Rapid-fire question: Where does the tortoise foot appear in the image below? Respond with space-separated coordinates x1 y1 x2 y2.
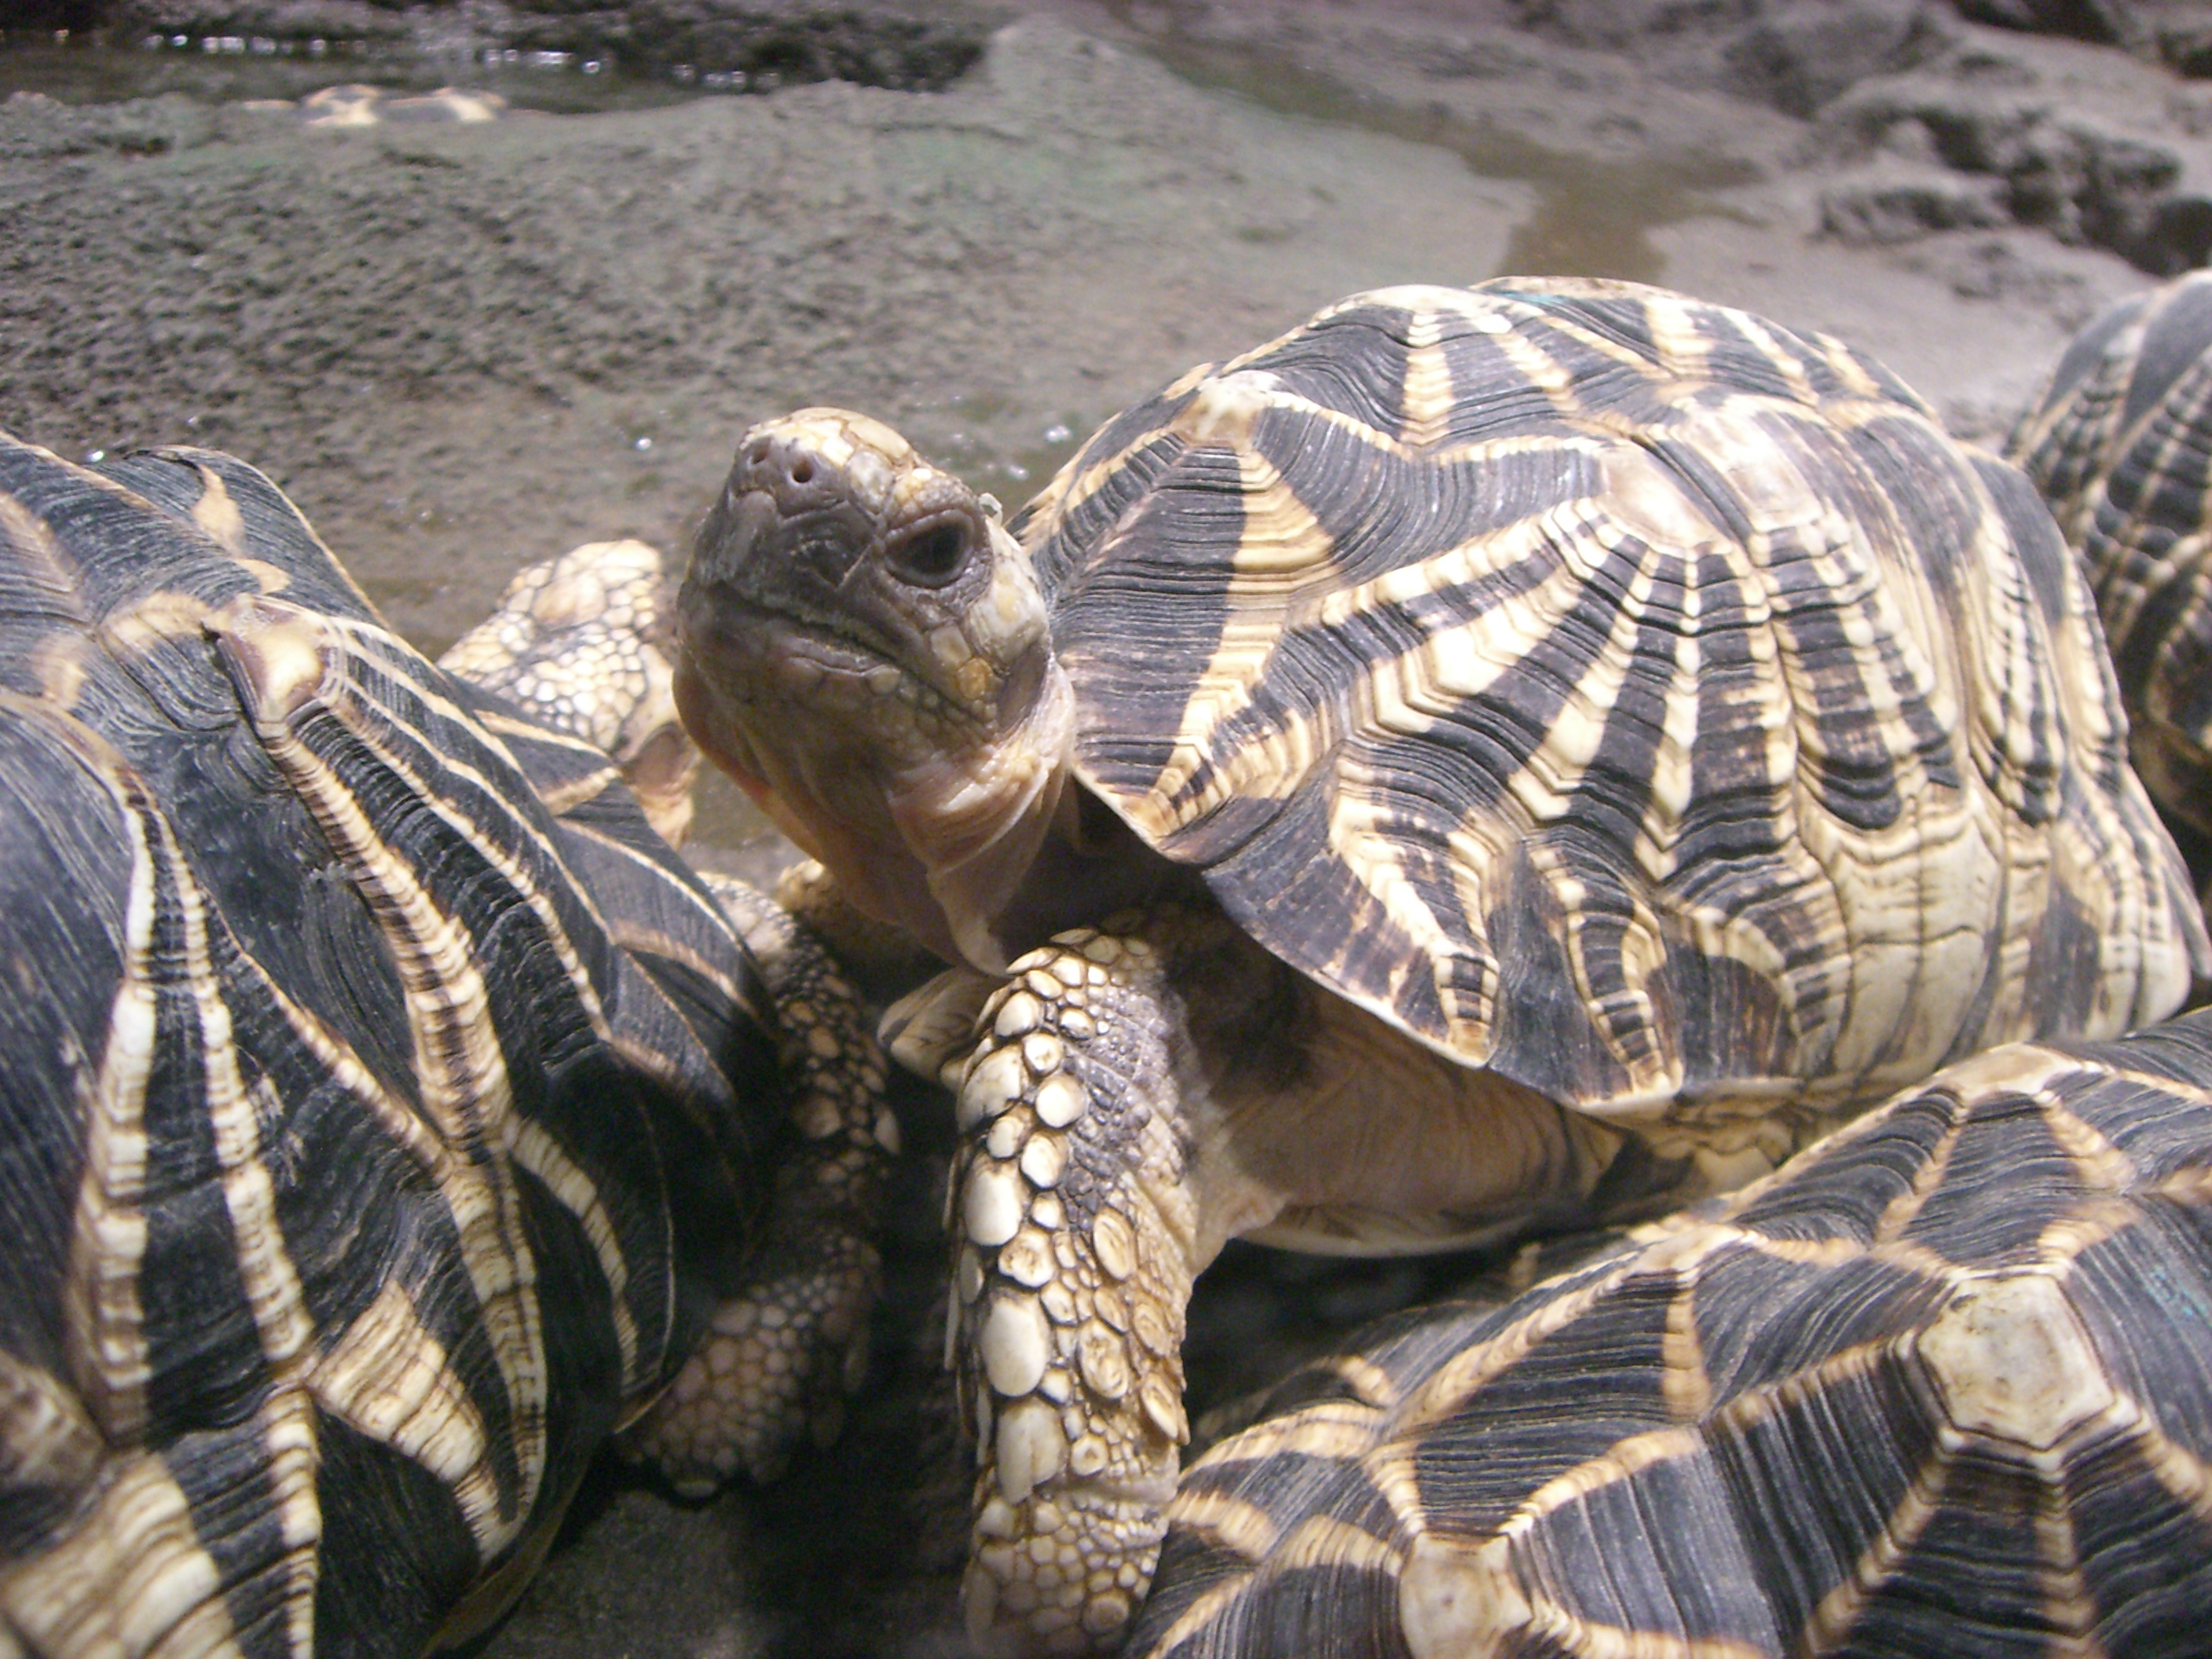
628 1228 880 1489
950 930 1197 1655
631 872 896 1489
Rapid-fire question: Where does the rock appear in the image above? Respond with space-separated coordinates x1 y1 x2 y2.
1511 0 1951 112
93 0 997 93
1820 157 2013 238
1818 63 2209 269
1949 0 2137 45
2146 2 2212 74
106 0 415 41
494 0 993 89
1725 0 1957 114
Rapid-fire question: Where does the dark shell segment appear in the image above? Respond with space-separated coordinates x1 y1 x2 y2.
1129 1008 2212 1659
1016 279 2205 1123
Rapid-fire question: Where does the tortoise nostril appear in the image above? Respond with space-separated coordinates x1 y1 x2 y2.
747 439 771 466
790 457 815 485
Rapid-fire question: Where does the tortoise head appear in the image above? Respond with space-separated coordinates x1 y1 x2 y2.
675 408 1075 969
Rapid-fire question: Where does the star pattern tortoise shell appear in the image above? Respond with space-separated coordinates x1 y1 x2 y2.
1009 279 2199 1108
2009 269 2212 925
0 435 892 1657
672 276 2210 1655
1129 1003 2212 1659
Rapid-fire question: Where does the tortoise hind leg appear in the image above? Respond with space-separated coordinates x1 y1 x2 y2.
949 927 1208 1657
626 874 898 1487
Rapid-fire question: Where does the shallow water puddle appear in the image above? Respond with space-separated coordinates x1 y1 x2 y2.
1110 16 1756 284
0 30 703 113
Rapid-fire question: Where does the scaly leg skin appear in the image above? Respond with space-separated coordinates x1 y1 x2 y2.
950 928 1199 1657
776 855 946 998
628 873 899 1488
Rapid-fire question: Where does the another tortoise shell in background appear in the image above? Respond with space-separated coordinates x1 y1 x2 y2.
2010 270 2212 920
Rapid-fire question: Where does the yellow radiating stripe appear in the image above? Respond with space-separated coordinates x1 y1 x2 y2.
1730 313 1821 409
1817 333 1892 405
601 915 751 1009
225 654 550 1552
1390 1253 1650 1441
230 917 584 1551
184 454 383 617
1163 1488 1279 1558
36 704 163 1445
337 733 724 1097
1399 306 1458 452
1133 442 1342 830
1188 1401 1388 1473
1800 1438 1948 1651
2038 1091 2141 1194
313 615 635 1039
1513 540 1676 1095
1491 325 1586 419
1861 1076 1972 1244
472 707 615 764
159 806 323 1655
0 1449 248 1659
0 487 91 623
307 1276 507 1549
1536 1614 1771 1659
1660 1265 1711 1423
2030 1468 2111 1658
188 465 246 555
100 591 223 663
1265 1514 1401 1576
511 1119 639 1391
551 815 758 1005
2127 1393 2212 1522
1122 1576 1251 1659
1639 290 1719 390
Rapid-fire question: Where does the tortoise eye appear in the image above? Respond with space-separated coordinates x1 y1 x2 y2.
888 522 970 588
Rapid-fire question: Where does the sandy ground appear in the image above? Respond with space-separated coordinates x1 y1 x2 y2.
1 2 2200 1651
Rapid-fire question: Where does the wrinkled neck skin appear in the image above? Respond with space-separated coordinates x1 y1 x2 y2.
674 411 1086 972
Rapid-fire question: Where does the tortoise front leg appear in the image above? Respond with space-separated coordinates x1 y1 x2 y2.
628 873 897 1486
950 928 1202 1656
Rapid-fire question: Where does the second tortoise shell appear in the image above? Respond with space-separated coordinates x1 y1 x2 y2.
1009 277 2208 1129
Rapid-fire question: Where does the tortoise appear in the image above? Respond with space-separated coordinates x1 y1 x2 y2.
436 536 704 848
2009 269 2212 922
0 434 893 1656
1125 1002 2212 1658
669 276 2210 1654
